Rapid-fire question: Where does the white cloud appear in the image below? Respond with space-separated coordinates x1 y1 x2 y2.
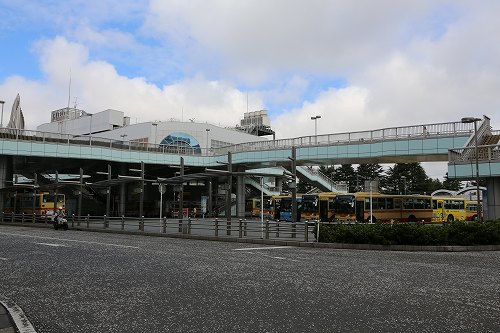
2 0 500 182
0 37 262 129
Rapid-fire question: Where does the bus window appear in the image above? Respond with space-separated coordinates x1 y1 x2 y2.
386 198 393 210
394 198 401 209
403 198 413 209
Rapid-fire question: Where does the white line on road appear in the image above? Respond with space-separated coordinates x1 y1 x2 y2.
35 243 68 247
240 251 300 262
0 232 140 249
0 257 8 261
234 246 292 251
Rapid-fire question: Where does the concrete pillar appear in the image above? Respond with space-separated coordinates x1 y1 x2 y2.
236 174 245 218
486 177 500 221
119 164 127 216
0 156 13 212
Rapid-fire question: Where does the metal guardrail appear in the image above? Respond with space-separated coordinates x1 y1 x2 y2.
215 121 475 155
0 212 316 242
297 167 347 193
449 144 500 164
0 120 475 157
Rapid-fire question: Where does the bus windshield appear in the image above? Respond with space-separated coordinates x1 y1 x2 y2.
301 196 318 213
333 195 355 214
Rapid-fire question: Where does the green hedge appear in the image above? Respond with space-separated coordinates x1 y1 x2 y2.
317 221 500 246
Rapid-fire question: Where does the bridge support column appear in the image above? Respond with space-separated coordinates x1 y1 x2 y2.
0 156 12 213
236 174 245 218
119 164 126 216
486 178 500 221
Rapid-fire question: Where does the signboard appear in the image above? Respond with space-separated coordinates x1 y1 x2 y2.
201 196 207 214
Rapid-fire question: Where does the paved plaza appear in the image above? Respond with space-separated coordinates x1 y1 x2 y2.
0 225 499 332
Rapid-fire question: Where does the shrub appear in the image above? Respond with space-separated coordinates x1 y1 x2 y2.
317 221 500 246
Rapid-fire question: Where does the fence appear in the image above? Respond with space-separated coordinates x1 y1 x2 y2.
0 212 316 242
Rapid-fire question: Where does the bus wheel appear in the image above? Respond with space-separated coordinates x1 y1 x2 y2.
472 215 478 221
408 215 416 223
447 214 454 223
367 216 376 223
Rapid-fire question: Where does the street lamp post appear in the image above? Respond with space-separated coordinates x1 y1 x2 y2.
0 100 5 128
461 117 482 222
401 176 407 195
206 128 210 155
311 115 321 143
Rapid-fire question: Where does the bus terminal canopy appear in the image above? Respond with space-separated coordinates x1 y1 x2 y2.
156 168 282 185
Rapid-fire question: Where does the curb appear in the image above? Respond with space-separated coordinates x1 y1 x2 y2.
0 299 37 333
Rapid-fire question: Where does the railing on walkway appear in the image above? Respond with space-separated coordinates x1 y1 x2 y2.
0 212 317 242
216 120 475 155
0 119 475 158
297 166 347 193
449 144 500 164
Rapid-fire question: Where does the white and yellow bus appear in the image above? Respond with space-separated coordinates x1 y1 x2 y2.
432 197 466 222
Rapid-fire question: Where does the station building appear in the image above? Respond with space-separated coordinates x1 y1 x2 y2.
36 108 274 153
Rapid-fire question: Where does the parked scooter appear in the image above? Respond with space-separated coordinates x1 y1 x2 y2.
52 211 68 230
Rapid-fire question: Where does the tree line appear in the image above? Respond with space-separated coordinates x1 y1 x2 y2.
297 162 464 195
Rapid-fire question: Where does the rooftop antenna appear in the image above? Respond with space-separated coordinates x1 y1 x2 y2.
67 68 72 110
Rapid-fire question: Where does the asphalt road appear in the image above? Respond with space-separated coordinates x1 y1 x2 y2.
0 225 499 333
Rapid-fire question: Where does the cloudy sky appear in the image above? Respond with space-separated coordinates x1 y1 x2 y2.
1 0 499 178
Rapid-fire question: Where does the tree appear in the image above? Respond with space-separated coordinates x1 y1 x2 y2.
443 173 462 191
383 163 430 194
333 164 356 193
355 164 384 192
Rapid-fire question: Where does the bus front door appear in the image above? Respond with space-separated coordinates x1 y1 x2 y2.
319 200 328 222
356 200 364 222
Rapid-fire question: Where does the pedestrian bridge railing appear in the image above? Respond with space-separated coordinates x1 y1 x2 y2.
217 120 475 154
449 143 500 164
1 119 475 157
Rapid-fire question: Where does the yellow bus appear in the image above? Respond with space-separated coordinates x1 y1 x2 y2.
300 192 338 222
332 192 433 223
270 194 290 220
432 197 466 222
245 196 273 218
4 192 66 216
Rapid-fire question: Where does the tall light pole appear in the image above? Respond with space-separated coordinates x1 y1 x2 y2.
401 176 407 195
89 114 93 145
206 128 210 155
311 115 321 144
0 100 4 128
461 117 482 222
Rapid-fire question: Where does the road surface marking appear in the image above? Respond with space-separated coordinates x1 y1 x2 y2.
238 250 300 262
0 232 140 249
35 242 68 247
234 246 291 251
0 257 8 261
